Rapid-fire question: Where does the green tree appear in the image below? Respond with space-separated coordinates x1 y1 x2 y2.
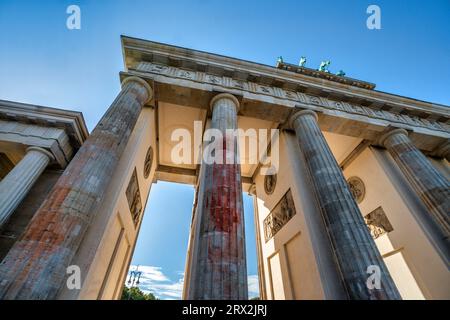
121 286 157 300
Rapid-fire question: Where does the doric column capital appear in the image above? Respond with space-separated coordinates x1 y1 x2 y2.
26 146 55 162
210 93 240 113
434 140 450 161
288 109 318 128
378 128 409 147
121 76 153 104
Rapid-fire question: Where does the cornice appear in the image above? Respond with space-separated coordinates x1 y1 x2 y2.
0 99 89 149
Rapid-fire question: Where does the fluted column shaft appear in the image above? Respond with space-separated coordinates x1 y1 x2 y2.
0 76 152 299
381 129 450 253
188 93 248 300
290 110 401 300
0 147 54 228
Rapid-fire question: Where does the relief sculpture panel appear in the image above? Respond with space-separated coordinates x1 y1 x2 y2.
264 189 296 242
125 168 143 226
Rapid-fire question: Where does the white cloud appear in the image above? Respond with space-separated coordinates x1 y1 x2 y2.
247 274 260 299
126 265 260 300
132 265 169 282
149 277 185 299
127 264 183 300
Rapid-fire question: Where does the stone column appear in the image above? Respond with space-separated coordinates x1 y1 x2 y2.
249 184 267 300
380 129 450 253
290 110 401 300
0 76 152 299
187 93 248 300
0 147 54 228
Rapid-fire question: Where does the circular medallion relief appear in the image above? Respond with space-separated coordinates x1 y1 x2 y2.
264 174 277 195
143 146 153 179
347 176 365 203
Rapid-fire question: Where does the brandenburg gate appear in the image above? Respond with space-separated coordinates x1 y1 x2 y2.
0 36 448 300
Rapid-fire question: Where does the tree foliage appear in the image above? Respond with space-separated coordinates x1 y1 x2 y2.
121 286 157 300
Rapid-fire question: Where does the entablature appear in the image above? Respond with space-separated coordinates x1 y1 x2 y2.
121 35 450 124
120 61 449 157
0 100 89 168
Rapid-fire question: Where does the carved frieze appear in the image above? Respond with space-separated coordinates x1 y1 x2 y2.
126 168 143 226
134 61 449 134
364 206 394 240
263 189 296 242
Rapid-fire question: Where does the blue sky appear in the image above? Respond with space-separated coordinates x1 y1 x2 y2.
0 0 448 299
